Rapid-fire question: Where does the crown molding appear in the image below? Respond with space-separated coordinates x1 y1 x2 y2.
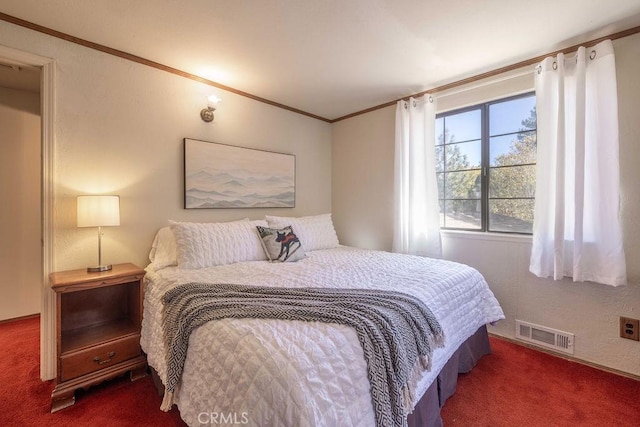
0 12 332 123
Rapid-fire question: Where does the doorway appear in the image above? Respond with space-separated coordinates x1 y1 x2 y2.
0 44 55 381
0 61 41 321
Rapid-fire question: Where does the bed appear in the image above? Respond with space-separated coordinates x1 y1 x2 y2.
140 214 504 427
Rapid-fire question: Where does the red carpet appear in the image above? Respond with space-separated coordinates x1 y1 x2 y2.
441 336 640 426
0 316 638 426
0 316 185 426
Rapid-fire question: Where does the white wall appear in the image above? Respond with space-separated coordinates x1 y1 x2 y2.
332 105 396 251
0 21 333 273
333 33 640 376
0 85 41 320
1 16 637 378
0 20 332 379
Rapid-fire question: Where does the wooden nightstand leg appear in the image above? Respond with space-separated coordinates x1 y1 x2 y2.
51 386 76 413
130 363 148 381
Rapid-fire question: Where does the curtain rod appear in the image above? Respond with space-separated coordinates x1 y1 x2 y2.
433 68 534 101
331 25 640 123
408 67 534 107
0 12 638 124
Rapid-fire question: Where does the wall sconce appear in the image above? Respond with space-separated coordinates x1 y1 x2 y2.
200 95 221 122
77 195 120 272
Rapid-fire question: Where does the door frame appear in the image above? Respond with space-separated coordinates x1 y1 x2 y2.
0 44 56 380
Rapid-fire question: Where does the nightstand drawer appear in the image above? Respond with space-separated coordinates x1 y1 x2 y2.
60 334 141 382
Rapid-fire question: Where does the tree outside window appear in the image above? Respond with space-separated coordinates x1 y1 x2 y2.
436 93 536 234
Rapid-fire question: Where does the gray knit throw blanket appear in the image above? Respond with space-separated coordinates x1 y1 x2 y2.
160 283 445 427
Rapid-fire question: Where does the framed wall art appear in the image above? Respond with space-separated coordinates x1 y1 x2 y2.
184 138 296 209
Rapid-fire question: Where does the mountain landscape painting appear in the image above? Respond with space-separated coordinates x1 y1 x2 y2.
184 139 295 209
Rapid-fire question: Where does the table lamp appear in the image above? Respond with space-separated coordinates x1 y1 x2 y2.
77 195 120 272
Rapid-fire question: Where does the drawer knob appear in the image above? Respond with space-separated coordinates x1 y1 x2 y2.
93 351 115 365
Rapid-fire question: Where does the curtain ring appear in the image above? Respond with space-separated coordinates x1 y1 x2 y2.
590 50 597 60
536 65 542 75
428 95 433 103
412 100 416 107
552 61 558 70
403 101 408 110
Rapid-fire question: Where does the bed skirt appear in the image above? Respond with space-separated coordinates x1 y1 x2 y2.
149 325 491 426
407 325 491 427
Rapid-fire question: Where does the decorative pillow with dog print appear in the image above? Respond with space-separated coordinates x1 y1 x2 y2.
265 213 339 251
256 225 306 262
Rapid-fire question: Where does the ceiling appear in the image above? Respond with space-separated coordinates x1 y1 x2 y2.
1 0 640 120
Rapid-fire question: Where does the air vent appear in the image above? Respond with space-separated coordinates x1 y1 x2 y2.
515 320 574 354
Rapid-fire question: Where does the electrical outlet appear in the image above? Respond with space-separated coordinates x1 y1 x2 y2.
620 317 640 341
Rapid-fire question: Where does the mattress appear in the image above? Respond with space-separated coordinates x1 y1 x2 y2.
141 246 505 426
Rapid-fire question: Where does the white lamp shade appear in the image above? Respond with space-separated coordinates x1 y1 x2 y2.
77 195 120 227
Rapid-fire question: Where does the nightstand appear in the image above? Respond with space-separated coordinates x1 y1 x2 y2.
50 263 148 412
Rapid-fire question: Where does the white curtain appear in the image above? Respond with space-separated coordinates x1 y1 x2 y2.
530 40 626 287
393 94 442 258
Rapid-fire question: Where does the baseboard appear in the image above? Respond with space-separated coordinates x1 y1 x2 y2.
489 332 640 382
0 313 40 325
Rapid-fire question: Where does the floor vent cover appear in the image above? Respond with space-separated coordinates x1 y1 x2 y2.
515 320 574 354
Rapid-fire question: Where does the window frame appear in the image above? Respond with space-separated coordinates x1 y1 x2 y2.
436 91 536 235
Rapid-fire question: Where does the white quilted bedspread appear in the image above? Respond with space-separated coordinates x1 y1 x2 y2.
141 247 504 427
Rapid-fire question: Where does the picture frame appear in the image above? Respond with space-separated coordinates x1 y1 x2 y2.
184 138 296 209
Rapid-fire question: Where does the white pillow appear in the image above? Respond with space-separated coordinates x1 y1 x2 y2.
148 227 178 270
148 218 250 270
265 213 339 251
170 219 268 269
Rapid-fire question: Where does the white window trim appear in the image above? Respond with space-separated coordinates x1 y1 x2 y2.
441 229 532 244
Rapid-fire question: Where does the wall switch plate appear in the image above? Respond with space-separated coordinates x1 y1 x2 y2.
620 317 640 341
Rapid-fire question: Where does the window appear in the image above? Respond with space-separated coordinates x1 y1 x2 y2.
436 93 536 234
